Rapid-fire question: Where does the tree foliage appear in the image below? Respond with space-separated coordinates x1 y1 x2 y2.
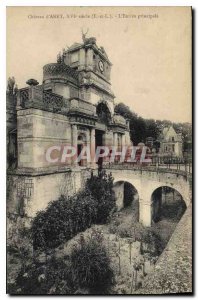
70 230 114 294
31 170 116 250
31 189 97 250
140 228 165 257
15 257 77 295
86 170 116 224
115 102 192 147
13 230 114 295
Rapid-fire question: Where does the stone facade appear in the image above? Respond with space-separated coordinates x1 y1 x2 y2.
7 35 131 217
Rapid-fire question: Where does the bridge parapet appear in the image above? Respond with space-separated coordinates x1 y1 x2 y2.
104 163 192 179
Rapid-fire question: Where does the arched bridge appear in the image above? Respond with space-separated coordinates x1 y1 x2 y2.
103 164 192 226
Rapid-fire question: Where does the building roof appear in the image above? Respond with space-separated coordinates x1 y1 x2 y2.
67 42 82 51
160 125 182 142
64 37 111 64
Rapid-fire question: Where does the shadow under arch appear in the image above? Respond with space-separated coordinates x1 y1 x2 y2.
113 180 139 221
96 100 112 125
151 186 186 224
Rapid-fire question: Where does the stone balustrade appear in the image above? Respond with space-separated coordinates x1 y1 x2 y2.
19 86 64 112
19 87 30 107
18 87 96 117
43 90 64 112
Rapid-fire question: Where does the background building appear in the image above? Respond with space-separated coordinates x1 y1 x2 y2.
159 125 183 158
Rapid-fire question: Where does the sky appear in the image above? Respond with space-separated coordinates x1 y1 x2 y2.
7 6 192 123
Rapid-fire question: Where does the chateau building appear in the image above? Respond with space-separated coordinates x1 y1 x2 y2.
159 126 183 158
7 34 131 217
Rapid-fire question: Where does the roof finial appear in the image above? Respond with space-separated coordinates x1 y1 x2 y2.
57 52 62 64
81 28 89 43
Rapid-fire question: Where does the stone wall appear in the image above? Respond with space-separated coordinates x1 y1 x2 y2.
17 108 72 169
136 203 192 294
7 168 93 218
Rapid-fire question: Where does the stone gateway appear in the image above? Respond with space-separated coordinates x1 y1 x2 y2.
7 34 131 218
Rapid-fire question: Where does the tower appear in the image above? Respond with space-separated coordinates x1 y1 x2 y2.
61 34 114 114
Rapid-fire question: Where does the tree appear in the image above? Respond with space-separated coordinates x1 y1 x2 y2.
86 170 116 224
114 102 137 119
115 102 192 148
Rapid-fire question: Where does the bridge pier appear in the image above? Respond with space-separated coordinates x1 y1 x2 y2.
112 182 124 211
139 198 152 227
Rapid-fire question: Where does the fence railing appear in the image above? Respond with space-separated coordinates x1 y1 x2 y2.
103 161 192 177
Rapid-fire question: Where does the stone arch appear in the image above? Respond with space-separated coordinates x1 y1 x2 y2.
148 180 190 207
150 185 186 224
103 167 191 227
96 100 113 124
113 180 140 221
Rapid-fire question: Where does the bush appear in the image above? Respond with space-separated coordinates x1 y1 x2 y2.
117 222 134 238
86 170 116 224
111 218 145 241
12 231 114 295
109 217 164 258
31 189 97 250
140 227 165 257
108 218 122 234
31 170 116 250
14 257 77 295
70 230 114 294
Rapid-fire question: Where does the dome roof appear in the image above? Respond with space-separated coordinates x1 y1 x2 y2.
67 43 82 51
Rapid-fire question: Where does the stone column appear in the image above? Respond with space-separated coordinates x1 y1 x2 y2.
122 134 125 148
113 132 118 163
90 128 96 168
72 124 78 166
113 132 118 147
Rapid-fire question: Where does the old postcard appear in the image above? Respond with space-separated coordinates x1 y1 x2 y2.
6 6 192 295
